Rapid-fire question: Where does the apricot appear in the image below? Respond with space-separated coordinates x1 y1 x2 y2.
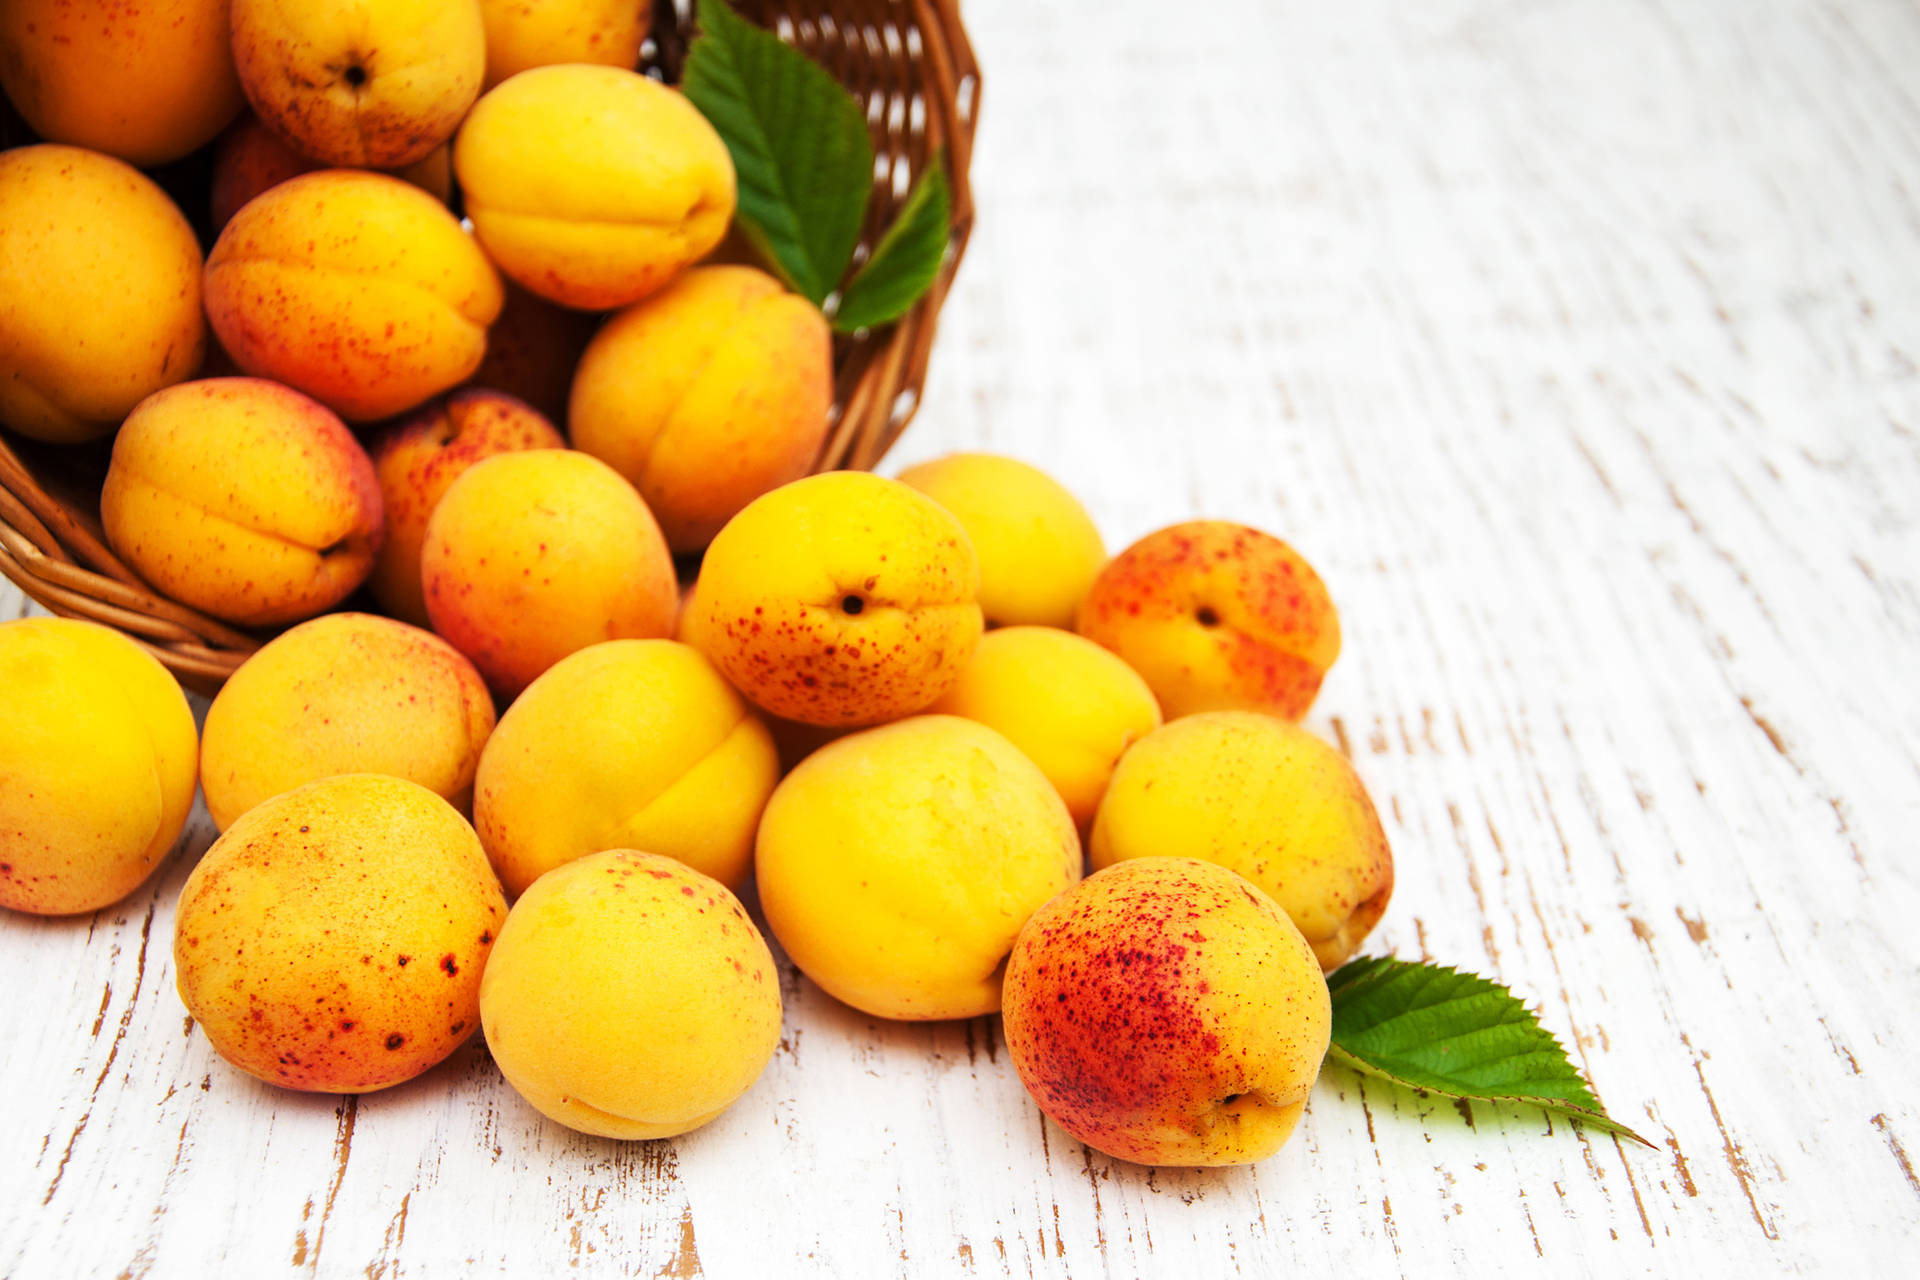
898 454 1107 629
479 0 650 89
1002 857 1331 1167
205 169 504 422
454 64 735 310
1091 711 1393 970
173 775 506 1093
101 378 383 628
0 145 205 443
755 716 1081 1020
367 388 564 627
481 850 782 1140
570 266 833 552
681 472 983 726
421 450 677 699
230 0 484 169
474 640 778 896
0 618 197 916
468 282 599 423
1077 520 1340 721
200 614 496 832
928 626 1161 833
209 113 453 230
0 0 243 166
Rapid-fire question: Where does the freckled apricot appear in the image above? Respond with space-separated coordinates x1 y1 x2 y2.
1002 857 1330 1167
0 0 243 167
172 775 507 1093
100 377 383 628
0 145 206 443
204 169 503 422
421 450 677 699
681 472 984 726
569 265 833 553
366 388 565 628
1077 520 1340 721
200 614 496 832
230 0 484 169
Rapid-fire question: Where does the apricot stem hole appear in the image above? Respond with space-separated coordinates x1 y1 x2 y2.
841 594 865 615
1196 606 1221 628
344 64 368 88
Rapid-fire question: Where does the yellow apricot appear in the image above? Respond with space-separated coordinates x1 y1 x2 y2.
455 64 735 310
481 850 782 1140
755 716 1082 1020
928 626 1161 832
421 450 677 699
205 169 504 422
101 378 383 628
200 614 496 831
1091 711 1393 970
570 265 833 552
230 0 484 168
0 145 205 443
173 775 507 1093
0 618 198 916
479 0 650 89
0 0 244 166
474 640 779 896
682 472 983 726
898 453 1107 629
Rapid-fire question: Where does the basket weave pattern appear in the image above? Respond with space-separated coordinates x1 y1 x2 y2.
0 0 979 693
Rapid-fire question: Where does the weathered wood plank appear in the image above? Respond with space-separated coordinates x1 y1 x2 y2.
4 0 1919 1273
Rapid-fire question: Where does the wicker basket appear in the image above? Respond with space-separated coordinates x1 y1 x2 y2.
0 0 980 694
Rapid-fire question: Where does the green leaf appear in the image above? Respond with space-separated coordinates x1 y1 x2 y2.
682 0 873 304
1325 956 1655 1147
831 163 952 333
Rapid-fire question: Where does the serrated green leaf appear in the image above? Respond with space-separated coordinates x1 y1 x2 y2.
683 0 873 303
1326 956 1654 1147
831 163 952 333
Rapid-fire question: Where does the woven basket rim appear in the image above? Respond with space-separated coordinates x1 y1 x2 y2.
0 0 981 694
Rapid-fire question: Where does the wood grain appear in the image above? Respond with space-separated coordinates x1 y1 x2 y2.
5 0 1918 1273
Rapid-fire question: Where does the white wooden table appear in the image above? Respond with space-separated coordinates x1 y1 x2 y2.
5 0 1918 1273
